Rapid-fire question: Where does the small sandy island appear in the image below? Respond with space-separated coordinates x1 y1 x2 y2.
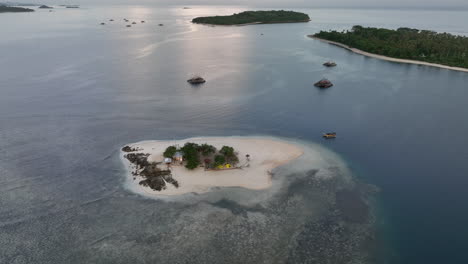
121 137 303 196
310 35 468 73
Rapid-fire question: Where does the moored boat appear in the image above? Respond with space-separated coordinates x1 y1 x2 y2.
323 132 337 139
323 61 337 67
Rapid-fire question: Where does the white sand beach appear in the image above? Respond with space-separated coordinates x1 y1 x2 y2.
310 36 468 73
121 137 304 196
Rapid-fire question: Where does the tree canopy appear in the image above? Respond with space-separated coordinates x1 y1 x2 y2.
314 26 468 68
192 10 310 25
163 146 177 158
0 5 34 13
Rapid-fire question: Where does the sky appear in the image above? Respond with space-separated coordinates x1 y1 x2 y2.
10 0 468 9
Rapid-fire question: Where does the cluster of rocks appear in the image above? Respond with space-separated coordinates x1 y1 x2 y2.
122 146 179 191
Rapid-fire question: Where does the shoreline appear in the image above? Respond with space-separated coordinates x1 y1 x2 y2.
193 19 310 27
120 136 304 196
309 35 468 73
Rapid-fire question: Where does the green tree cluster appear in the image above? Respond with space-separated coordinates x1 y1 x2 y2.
163 146 177 158
0 5 34 13
213 155 226 167
181 143 200 170
162 142 239 170
314 26 468 68
192 10 310 25
198 144 216 156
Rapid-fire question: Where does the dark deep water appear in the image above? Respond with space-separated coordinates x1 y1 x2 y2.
1 5 468 263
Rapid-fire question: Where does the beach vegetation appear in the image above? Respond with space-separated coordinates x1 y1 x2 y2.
198 143 216 156
314 26 468 68
214 155 226 167
162 142 239 170
163 146 177 158
220 146 235 157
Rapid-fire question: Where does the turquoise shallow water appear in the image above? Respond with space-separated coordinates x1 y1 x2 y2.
1 5 468 263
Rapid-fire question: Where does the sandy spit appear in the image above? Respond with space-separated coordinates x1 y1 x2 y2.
121 137 304 196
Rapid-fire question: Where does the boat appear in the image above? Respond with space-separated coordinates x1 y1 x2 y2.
322 132 336 139
141 20 145 23
109 19 114 21
132 22 137 25
314 79 333 88
187 76 206 84
323 61 337 67
100 22 106 25
159 24 164 26
126 25 131 27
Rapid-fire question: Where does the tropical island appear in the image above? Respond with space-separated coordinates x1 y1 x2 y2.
312 26 468 72
0 5 34 12
192 10 310 26
120 137 303 196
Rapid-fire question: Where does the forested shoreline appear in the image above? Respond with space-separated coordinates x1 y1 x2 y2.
192 10 310 25
0 5 34 13
314 26 468 68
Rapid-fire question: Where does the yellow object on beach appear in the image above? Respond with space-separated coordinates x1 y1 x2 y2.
225 164 231 168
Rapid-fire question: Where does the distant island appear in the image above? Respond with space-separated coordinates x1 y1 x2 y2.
0 5 34 12
192 10 310 26
311 26 468 72
38 5 52 9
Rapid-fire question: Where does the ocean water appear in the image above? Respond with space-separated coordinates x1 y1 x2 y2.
1 5 468 263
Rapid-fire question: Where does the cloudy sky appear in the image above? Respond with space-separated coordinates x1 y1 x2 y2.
20 0 468 9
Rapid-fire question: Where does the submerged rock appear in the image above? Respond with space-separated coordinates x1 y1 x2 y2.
335 189 369 223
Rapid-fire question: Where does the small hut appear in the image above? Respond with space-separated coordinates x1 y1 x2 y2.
314 79 333 88
187 76 206 84
164 158 172 164
173 152 184 163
